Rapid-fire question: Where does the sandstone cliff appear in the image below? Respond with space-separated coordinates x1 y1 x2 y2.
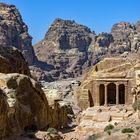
0 2 37 65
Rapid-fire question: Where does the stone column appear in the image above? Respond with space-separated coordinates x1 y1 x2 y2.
116 83 119 105
96 84 100 106
104 84 108 106
125 84 128 104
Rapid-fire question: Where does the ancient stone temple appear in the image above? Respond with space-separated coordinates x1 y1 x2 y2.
77 57 140 109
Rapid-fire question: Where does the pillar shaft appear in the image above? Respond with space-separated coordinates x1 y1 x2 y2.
125 84 128 104
116 84 119 105
105 84 107 106
95 83 100 106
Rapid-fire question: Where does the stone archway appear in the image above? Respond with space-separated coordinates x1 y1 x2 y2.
119 84 125 104
99 84 105 105
107 83 116 105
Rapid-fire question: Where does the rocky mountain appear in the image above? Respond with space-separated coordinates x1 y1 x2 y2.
34 18 96 81
34 18 140 81
0 2 37 65
110 22 140 53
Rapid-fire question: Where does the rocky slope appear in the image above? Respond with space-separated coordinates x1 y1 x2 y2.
34 18 140 81
0 2 37 65
34 18 96 81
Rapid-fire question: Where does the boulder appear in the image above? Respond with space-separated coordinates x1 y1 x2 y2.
0 46 30 76
0 73 50 137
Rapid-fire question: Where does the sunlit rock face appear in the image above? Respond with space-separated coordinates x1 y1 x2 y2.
34 18 140 82
0 2 37 65
110 22 140 53
0 73 50 137
34 18 95 81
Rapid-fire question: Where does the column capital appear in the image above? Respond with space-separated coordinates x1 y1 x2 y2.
115 82 119 86
104 83 108 86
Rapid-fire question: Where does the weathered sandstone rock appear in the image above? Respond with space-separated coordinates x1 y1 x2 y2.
43 86 74 129
0 46 30 76
0 2 37 65
0 73 50 137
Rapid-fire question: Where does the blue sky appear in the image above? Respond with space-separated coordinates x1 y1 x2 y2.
1 0 140 44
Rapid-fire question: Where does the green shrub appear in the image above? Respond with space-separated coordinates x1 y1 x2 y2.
121 128 134 133
47 127 57 134
136 126 140 130
104 124 114 132
132 100 140 111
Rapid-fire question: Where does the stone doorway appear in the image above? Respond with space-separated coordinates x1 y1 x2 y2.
119 84 125 104
107 83 116 104
99 84 105 105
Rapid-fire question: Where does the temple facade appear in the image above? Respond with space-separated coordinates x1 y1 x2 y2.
78 58 140 109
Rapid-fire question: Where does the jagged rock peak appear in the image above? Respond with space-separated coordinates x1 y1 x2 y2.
33 18 97 81
47 18 93 35
0 2 27 32
43 18 95 52
0 2 37 65
111 22 135 40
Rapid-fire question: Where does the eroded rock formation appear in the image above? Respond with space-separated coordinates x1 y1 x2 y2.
0 46 30 76
0 2 37 65
43 86 74 129
0 73 50 137
34 18 96 81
